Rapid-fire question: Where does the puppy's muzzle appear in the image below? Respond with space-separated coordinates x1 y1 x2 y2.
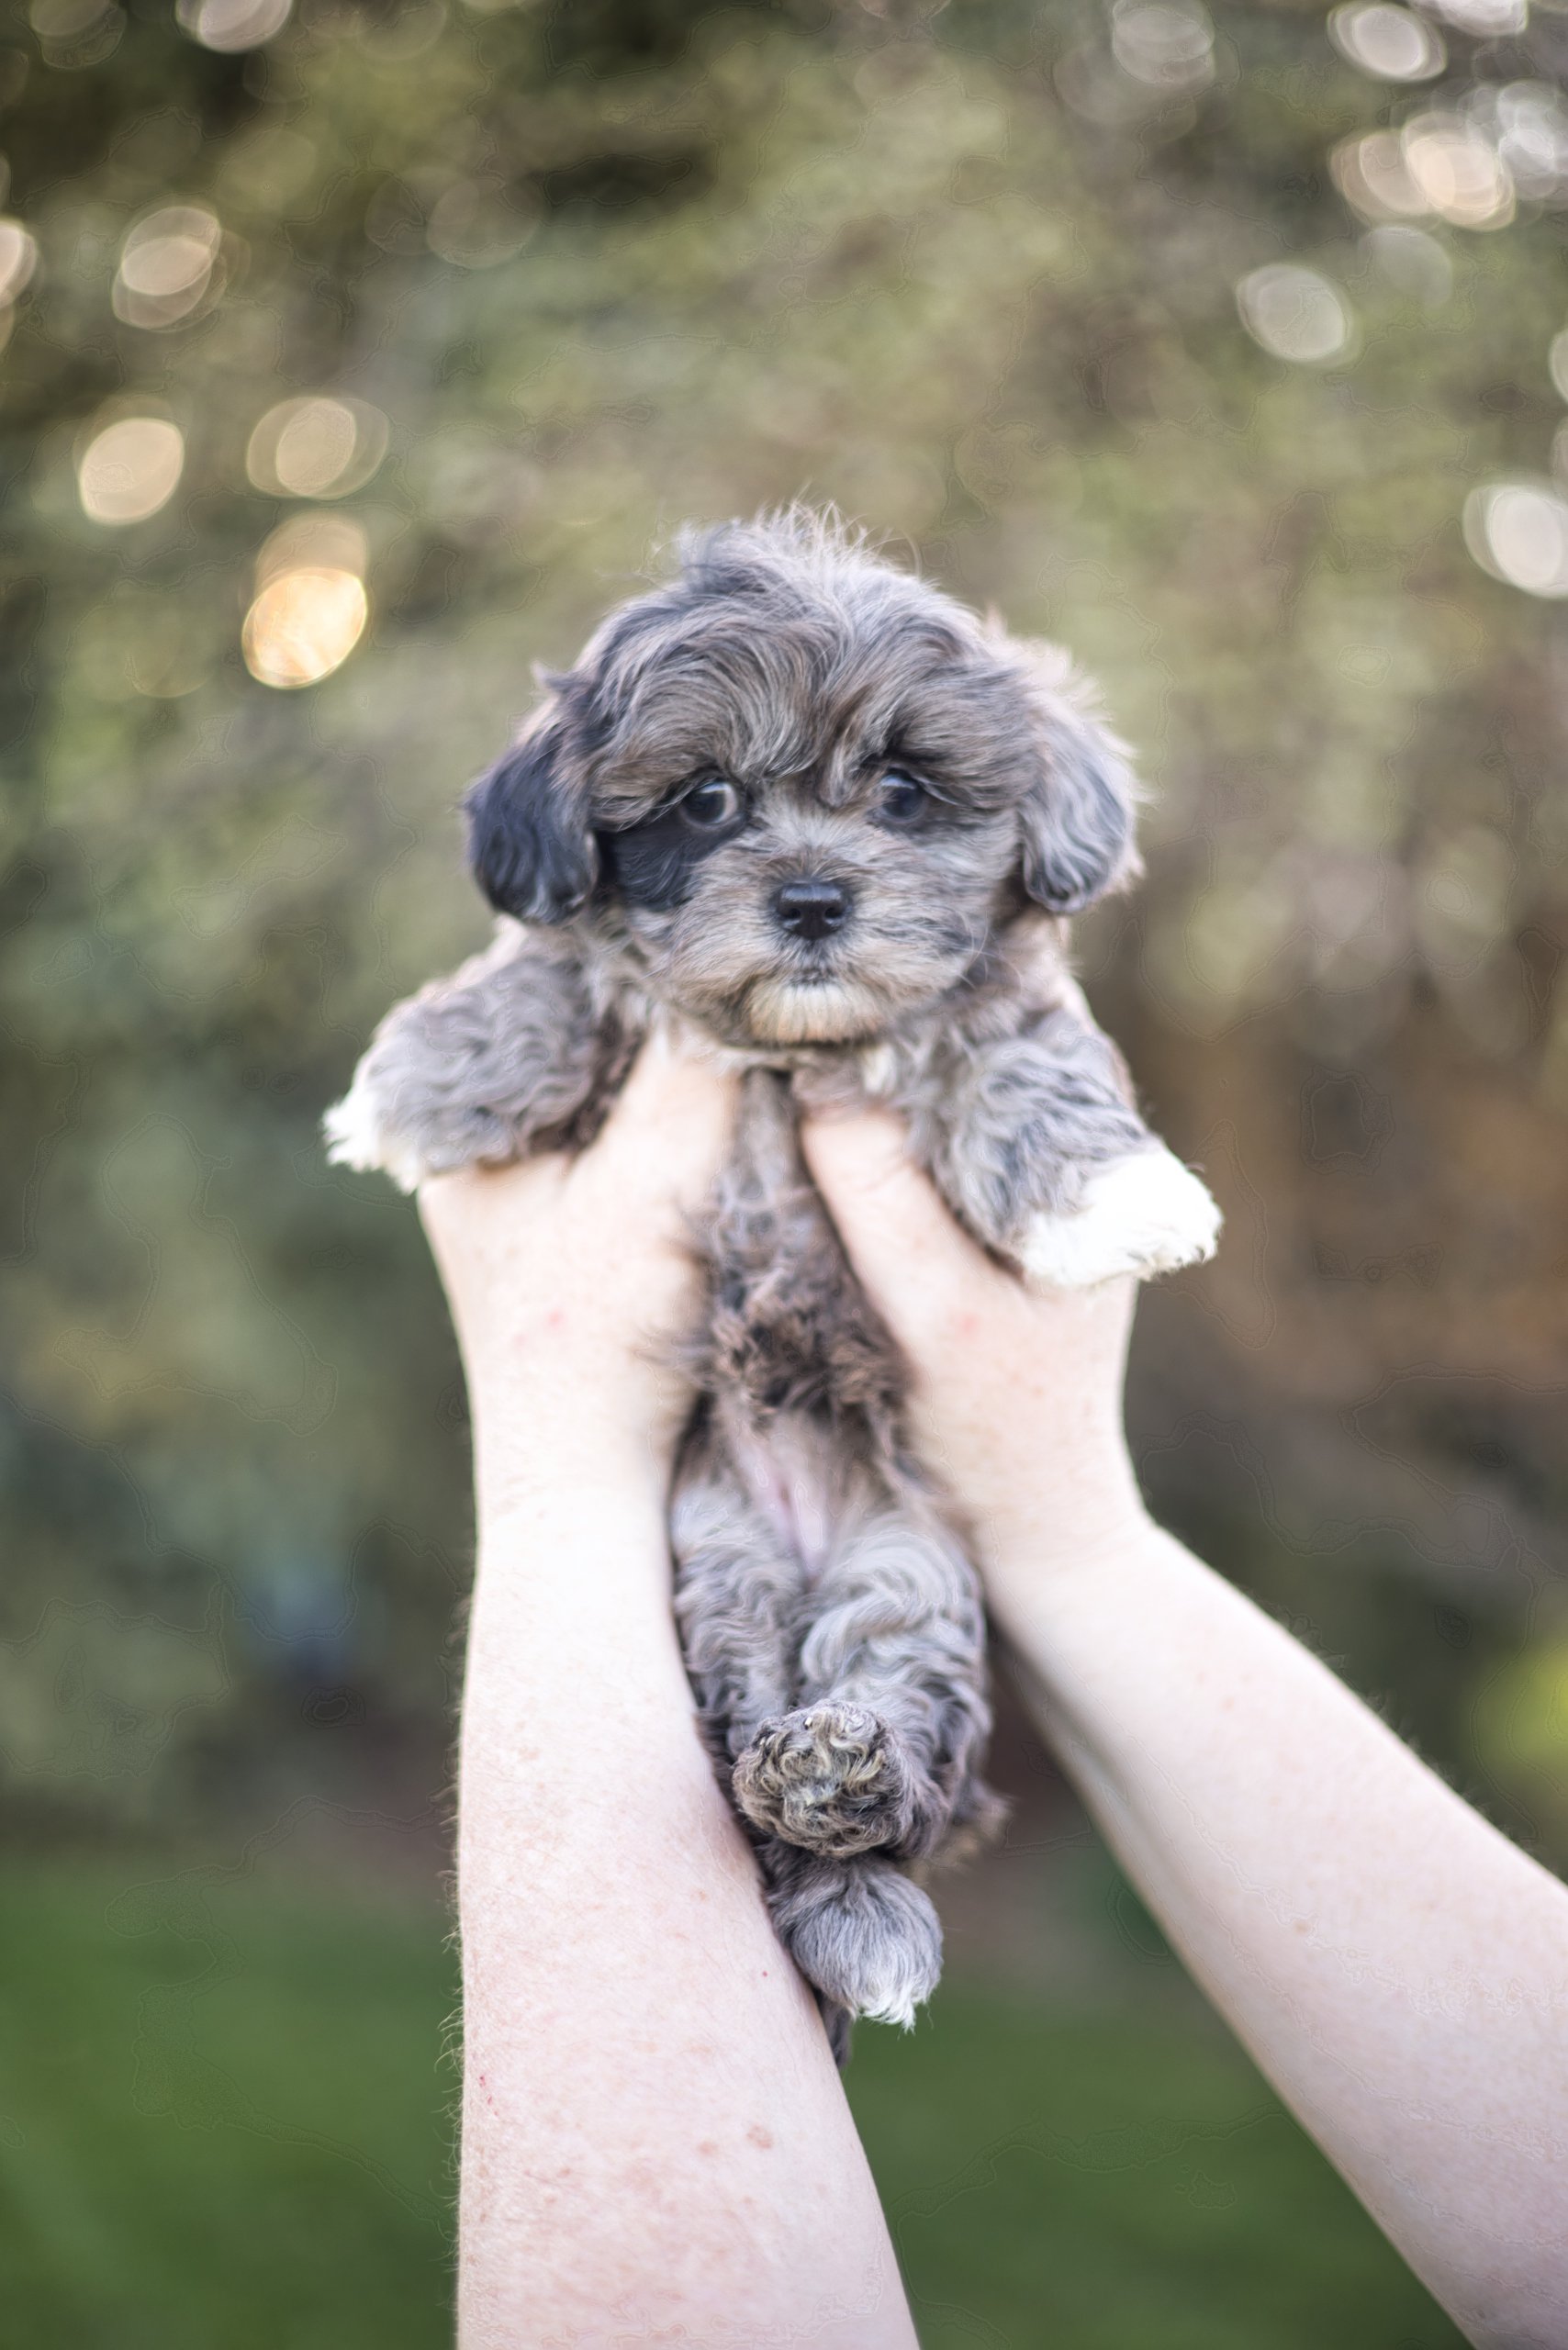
773 876 853 943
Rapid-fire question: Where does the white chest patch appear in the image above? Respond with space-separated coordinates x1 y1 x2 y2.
856 1042 899 1101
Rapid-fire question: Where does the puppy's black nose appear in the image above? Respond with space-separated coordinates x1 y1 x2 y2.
773 878 852 942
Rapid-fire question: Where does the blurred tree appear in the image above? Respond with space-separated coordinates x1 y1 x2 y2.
2 0 1566 1842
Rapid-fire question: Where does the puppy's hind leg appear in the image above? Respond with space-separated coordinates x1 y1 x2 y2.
669 1446 801 1779
734 1501 997 1869
673 1442 954 2043
764 1844 944 2050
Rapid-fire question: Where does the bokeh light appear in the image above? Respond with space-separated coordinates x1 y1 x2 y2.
245 396 389 498
29 0 123 69
1467 82 1568 204
1463 482 1568 597
1331 131 1430 222
1550 328 1568 401
1428 0 1527 29
243 573 368 688
1402 115 1516 229
1107 0 1215 93
76 415 185 525
425 179 537 269
253 512 367 586
175 0 292 50
1328 5 1446 84
1362 223 1453 306
113 205 223 330
0 217 39 307
1236 265 1355 365
243 514 369 688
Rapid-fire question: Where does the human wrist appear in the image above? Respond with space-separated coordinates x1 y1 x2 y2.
471 1462 676 1598
971 1459 1150 1603
467 1381 675 1534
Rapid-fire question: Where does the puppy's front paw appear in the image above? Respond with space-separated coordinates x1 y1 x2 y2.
1017 1147 1221 1290
323 1069 435 1193
734 1705 917 1858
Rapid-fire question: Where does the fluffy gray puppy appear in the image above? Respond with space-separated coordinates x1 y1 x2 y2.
327 510 1219 2059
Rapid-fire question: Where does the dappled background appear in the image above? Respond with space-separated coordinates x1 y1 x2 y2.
3 0 1567 2340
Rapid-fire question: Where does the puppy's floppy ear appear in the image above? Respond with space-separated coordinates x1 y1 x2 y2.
464 699 599 923
1015 644 1140 915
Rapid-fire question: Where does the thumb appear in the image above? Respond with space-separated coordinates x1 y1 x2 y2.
800 1109 1002 1345
584 1027 740 1215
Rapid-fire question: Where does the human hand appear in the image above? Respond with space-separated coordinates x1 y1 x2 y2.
801 1111 1148 1593
419 1035 737 1516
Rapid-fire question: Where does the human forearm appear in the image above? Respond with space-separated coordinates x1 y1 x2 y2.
422 1060 918 2349
801 1109 1568 2344
455 1447 916 2348
986 1516 1568 2350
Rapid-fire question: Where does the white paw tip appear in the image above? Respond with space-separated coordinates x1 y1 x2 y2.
322 1077 426 1193
1018 1149 1221 1290
862 1987 920 2031
854 1954 936 2030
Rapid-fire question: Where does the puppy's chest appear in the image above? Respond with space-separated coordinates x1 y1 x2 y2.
700 1069 903 1427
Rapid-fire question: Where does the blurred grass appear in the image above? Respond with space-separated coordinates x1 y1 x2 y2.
0 1858 1463 2350
849 1988 1465 2350
0 1861 456 2350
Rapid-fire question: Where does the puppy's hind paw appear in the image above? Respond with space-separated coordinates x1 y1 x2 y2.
734 1705 918 1859
1017 1147 1221 1291
767 1852 943 2029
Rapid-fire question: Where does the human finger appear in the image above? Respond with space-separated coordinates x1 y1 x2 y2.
581 1027 741 1217
801 1108 1008 1351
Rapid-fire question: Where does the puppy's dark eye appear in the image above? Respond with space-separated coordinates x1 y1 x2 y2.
876 772 928 827
680 778 743 829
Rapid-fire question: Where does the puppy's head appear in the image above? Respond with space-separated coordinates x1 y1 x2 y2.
465 510 1138 1047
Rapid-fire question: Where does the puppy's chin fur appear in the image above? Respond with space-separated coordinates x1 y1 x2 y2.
744 973 887 1046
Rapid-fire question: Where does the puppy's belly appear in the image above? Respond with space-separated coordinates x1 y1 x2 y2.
725 1409 854 1585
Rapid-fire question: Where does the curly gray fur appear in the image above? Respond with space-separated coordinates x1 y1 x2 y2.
326 509 1219 2055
